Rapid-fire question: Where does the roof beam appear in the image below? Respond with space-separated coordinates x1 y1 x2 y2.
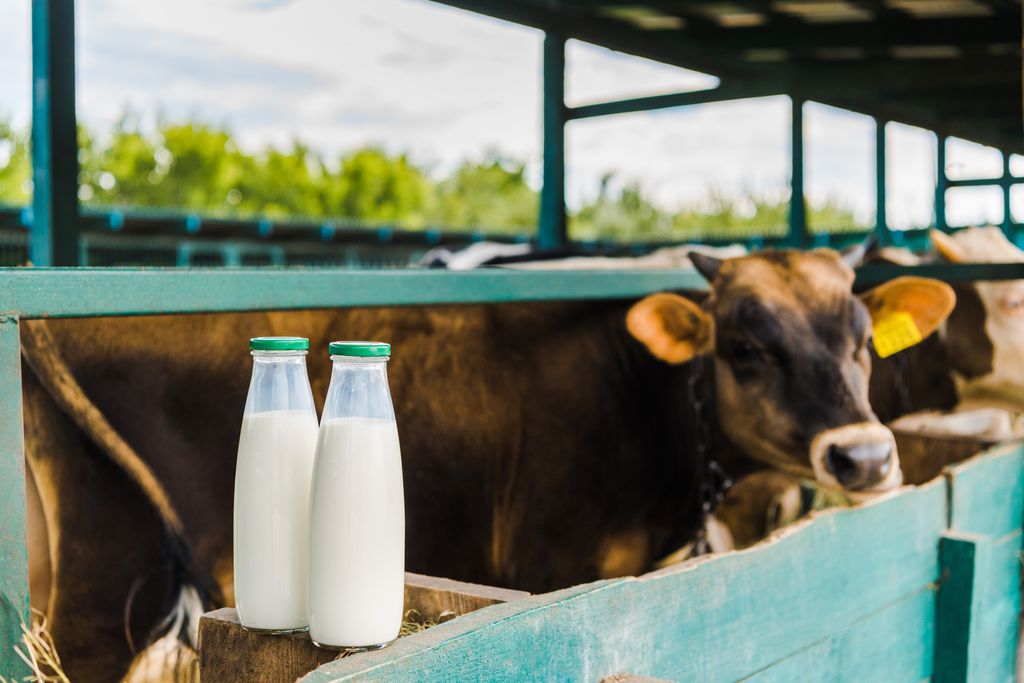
655 15 1020 49
566 83 782 119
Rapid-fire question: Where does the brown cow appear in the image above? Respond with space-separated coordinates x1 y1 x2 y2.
21 247 953 681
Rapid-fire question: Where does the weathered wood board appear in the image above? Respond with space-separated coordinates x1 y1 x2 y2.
198 444 1024 683
937 444 1024 683
302 481 948 682
198 572 528 683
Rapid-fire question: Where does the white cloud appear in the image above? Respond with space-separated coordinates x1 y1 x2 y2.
0 0 1007 226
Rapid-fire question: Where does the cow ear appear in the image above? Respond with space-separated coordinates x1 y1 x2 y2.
860 276 956 342
627 293 713 364
930 229 966 263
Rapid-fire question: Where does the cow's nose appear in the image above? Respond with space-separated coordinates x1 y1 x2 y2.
824 442 892 490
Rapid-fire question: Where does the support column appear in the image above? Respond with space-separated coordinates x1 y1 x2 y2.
538 32 566 250
1002 152 1012 233
788 97 807 248
31 0 80 266
935 135 948 232
0 318 30 678
875 118 888 246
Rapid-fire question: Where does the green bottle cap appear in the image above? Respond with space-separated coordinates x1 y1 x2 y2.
250 336 309 351
328 341 391 357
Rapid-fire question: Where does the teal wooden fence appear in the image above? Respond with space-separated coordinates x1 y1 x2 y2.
302 443 1024 683
1 268 1022 680
0 266 706 678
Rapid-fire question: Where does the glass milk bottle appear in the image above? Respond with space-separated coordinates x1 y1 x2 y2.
233 336 319 633
309 341 405 650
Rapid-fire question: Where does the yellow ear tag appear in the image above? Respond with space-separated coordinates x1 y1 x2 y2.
872 312 923 358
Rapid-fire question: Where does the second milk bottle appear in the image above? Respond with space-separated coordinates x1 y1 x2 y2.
233 336 319 633
309 341 405 650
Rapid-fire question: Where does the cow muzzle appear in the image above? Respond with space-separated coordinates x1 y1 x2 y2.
810 422 902 498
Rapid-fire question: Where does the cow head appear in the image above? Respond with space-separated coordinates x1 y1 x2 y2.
931 227 1024 410
626 248 955 497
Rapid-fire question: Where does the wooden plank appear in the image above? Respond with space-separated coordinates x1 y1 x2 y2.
932 530 1020 683
966 532 1021 682
403 572 528 618
600 674 673 683
743 587 936 682
302 481 947 682
198 573 528 683
893 430 992 486
934 532 984 683
939 443 1024 683
0 318 30 679
0 269 708 319
947 442 1024 538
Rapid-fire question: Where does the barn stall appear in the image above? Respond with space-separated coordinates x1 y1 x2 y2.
3 0 1024 681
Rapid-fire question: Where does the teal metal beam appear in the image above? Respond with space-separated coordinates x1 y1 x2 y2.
0 269 710 318
946 176 1023 188
565 84 779 120
1002 153 1013 232
788 97 807 248
0 317 29 679
538 32 567 249
31 0 80 266
854 262 1024 288
875 118 888 245
0 266 1019 320
935 135 948 231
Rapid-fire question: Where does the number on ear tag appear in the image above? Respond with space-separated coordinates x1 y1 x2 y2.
872 312 923 359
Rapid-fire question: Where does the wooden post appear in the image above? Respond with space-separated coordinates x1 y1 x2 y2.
934 532 987 683
538 32 566 250
0 318 30 679
31 0 80 266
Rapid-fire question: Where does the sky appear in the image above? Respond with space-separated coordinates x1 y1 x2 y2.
0 0 1017 229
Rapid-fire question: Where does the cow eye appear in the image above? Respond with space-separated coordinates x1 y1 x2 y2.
731 340 758 363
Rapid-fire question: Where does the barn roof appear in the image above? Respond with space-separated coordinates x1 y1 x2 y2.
435 0 1023 154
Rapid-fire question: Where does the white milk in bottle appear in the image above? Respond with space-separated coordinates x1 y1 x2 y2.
309 341 405 650
233 336 319 633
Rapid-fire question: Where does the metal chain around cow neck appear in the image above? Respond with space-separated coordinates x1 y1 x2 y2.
687 353 733 557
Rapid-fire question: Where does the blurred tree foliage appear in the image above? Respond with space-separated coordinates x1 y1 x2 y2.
0 117 868 239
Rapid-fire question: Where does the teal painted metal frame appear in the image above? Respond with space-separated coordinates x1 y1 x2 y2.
25 1 1024 260
789 97 807 248
31 0 79 267
538 32 567 249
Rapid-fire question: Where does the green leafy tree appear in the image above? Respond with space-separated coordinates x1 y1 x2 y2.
323 148 431 226
429 155 539 233
572 174 670 241
0 118 30 206
1 115 868 241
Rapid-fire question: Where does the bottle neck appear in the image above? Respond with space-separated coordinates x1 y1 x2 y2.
323 356 395 422
245 350 315 415
329 355 389 365
253 350 308 363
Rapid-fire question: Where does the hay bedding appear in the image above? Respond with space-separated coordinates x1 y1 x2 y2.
4 609 454 682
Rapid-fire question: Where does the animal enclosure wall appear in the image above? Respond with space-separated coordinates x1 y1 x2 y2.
300 443 1024 682
2 269 1023 682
